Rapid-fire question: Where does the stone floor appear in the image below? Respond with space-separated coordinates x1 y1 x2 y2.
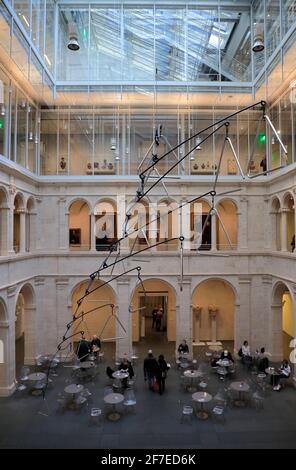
1 326 296 449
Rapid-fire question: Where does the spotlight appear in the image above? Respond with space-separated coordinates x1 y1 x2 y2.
28 131 33 141
190 154 195 161
196 137 202 150
67 22 80 51
110 137 117 150
253 24 264 53
0 105 5 116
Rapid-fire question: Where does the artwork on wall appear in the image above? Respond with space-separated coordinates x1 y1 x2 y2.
69 228 81 245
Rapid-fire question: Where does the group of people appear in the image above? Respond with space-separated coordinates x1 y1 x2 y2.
106 357 135 389
239 340 291 390
151 306 164 332
143 350 170 395
76 335 101 361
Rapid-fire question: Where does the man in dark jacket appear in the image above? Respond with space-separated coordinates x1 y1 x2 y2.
143 350 159 390
77 338 90 362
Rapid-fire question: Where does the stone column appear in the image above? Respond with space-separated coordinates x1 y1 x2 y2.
177 277 192 355
237 197 248 250
3 286 18 395
115 276 132 359
117 194 129 252
58 197 69 250
55 278 71 360
236 277 252 352
181 198 191 250
0 205 9 255
0 318 12 396
19 210 26 253
28 211 37 252
90 212 96 251
208 306 218 343
23 301 37 365
281 209 288 252
149 200 158 251
211 212 217 252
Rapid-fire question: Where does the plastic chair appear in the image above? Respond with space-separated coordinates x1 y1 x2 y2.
19 366 30 382
252 391 264 411
15 382 27 397
123 389 137 414
89 408 103 426
180 402 194 424
212 404 226 423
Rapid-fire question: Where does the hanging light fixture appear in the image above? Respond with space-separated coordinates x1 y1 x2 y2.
67 22 80 51
196 137 202 150
28 131 33 141
253 23 264 53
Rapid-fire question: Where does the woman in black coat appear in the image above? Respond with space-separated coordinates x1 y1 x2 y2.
157 354 169 395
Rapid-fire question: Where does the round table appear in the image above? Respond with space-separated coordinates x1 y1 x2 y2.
112 371 129 380
104 393 124 421
64 384 84 395
209 345 223 353
217 359 232 367
265 367 280 387
192 392 212 420
79 361 95 369
230 381 250 407
28 372 46 382
183 370 203 392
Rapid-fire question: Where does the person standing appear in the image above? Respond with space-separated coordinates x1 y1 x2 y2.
151 307 158 329
155 308 163 331
291 234 295 253
157 354 169 395
144 350 159 390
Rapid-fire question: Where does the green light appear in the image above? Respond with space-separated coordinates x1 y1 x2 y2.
258 132 266 145
83 28 88 40
0 120 3 130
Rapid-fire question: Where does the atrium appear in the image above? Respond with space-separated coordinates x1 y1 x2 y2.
0 0 295 451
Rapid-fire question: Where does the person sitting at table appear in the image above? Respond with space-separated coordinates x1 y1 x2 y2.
144 350 159 390
118 357 134 388
273 360 291 391
90 335 101 356
178 339 189 355
241 340 252 364
257 347 269 373
77 338 90 362
220 350 233 362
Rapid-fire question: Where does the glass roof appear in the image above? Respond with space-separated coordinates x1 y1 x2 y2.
59 4 251 82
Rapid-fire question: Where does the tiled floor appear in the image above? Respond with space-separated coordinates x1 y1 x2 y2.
1 328 296 449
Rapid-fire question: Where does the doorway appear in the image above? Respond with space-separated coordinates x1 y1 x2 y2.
140 293 168 338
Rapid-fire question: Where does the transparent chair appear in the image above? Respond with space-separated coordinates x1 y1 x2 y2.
89 407 103 426
179 401 194 424
19 366 30 382
252 391 264 411
212 404 226 423
15 382 28 397
123 389 137 414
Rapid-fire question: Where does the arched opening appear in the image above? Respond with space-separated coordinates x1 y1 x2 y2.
26 197 35 252
190 199 211 250
157 199 179 251
71 280 117 355
94 199 118 251
216 199 238 251
13 193 24 253
14 284 35 377
69 200 91 251
271 197 281 251
130 278 177 349
0 187 8 255
192 279 235 347
272 283 295 362
128 199 150 250
283 194 295 253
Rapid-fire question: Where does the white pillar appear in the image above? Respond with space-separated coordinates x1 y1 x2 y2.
211 212 217 251
90 213 96 251
237 197 248 250
236 277 252 352
181 198 191 250
55 278 71 359
192 307 202 344
0 205 9 255
58 198 68 250
209 307 218 343
19 209 26 253
149 201 158 251
29 212 37 252
177 277 192 356
116 277 132 359
281 209 288 252
117 195 128 252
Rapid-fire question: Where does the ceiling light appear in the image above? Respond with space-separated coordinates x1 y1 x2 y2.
196 137 202 150
67 22 80 51
44 54 52 66
110 137 117 150
253 24 264 53
28 131 33 141
1 105 5 116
